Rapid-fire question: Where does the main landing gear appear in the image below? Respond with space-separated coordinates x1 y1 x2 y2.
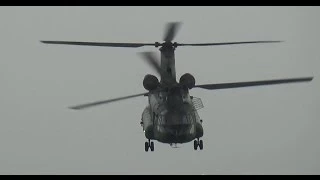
145 139 154 152
194 138 203 150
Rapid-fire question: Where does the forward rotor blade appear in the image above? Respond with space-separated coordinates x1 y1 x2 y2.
163 22 182 42
194 77 313 90
69 92 148 110
41 41 155 48
177 41 283 46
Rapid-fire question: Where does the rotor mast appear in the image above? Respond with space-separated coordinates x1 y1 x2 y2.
158 41 177 83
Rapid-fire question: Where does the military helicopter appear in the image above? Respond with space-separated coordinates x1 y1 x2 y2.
41 22 313 152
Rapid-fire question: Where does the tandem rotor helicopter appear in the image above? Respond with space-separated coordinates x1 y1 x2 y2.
41 22 313 152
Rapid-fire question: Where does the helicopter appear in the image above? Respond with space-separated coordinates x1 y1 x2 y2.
41 22 313 152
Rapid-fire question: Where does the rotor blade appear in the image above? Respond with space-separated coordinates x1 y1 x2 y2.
177 41 283 46
163 22 182 42
41 41 155 48
139 52 163 77
69 92 148 110
194 77 313 90
139 51 177 85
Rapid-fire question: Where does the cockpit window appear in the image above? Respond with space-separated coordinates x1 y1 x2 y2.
182 113 196 124
155 112 196 125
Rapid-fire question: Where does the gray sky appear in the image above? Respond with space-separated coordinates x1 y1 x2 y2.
0 6 319 175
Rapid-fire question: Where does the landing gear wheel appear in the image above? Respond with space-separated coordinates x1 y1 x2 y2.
194 140 198 150
199 140 203 150
145 142 149 152
150 142 154 151
145 140 154 152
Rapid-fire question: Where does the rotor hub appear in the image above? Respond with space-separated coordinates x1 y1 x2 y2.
155 41 178 49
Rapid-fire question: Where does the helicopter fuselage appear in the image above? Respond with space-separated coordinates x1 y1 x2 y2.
141 86 203 144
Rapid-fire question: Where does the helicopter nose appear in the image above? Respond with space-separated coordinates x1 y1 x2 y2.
166 124 191 138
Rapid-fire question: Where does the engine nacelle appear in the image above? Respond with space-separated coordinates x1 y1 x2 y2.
179 73 195 89
143 74 159 91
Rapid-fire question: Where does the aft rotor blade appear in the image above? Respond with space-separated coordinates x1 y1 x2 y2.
163 22 182 42
194 77 313 90
139 52 176 84
139 52 163 77
69 92 148 110
41 41 155 48
177 41 283 46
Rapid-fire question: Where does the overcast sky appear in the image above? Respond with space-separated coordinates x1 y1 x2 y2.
0 6 319 175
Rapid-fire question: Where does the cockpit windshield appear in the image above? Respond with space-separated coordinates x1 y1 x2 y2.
155 111 196 126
